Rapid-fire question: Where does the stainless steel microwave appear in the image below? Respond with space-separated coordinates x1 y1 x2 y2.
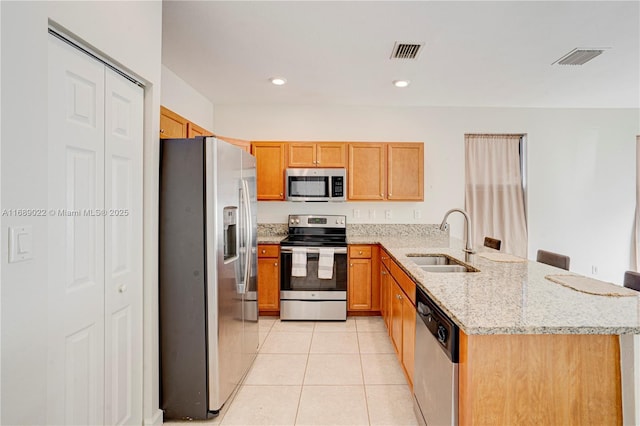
285 168 346 202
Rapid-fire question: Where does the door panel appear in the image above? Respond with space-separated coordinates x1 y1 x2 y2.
65 324 100 425
104 68 143 425
48 35 106 425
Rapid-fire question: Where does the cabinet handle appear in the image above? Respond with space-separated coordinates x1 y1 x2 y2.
380 193 384 197
261 249 266 254
119 285 127 294
389 193 392 197
274 262 278 266
280 192 283 197
358 250 363 255
381 271 387 275
160 129 165 134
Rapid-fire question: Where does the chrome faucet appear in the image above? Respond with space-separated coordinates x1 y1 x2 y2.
439 208 475 254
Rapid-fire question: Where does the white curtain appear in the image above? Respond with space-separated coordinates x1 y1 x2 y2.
465 134 528 257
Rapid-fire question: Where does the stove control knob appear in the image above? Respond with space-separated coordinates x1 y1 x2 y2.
295 219 300 224
290 219 295 224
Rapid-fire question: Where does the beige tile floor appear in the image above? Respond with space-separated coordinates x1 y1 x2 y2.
165 316 420 426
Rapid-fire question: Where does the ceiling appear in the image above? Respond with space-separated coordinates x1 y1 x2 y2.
161 1 640 108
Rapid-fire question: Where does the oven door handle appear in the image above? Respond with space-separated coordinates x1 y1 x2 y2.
280 246 347 254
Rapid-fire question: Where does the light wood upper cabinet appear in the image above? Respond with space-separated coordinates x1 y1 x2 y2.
387 143 424 201
218 136 251 153
251 142 286 200
348 142 424 201
160 106 188 139
348 143 386 200
288 142 347 168
187 121 214 138
160 105 216 142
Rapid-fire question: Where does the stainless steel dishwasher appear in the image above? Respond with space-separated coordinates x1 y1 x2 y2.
413 285 459 426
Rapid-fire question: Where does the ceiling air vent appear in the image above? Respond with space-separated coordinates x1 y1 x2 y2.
552 48 606 66
390 42 424 60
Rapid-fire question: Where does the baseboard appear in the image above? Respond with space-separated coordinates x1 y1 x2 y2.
144 408 163 426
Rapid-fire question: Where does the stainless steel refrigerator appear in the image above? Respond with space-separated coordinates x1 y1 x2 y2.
159 137 258 420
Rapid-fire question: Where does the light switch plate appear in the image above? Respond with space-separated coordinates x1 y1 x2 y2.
9 226 33 263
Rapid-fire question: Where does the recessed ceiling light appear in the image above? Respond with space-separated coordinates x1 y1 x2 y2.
393 80 410 88
270 77 287 86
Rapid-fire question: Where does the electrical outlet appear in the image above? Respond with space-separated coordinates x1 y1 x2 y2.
369 210 376 219
385 210 392 220
414 209 421 219
353 209 360 219
592 265 598 275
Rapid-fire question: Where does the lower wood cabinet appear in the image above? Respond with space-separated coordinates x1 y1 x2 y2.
380 248 415 388
257 244 280 314
348 245 380 314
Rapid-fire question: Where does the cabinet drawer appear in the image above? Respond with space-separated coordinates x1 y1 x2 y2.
258 244 280 258
349 245 372 259
389 260 416 306
380 249 392 269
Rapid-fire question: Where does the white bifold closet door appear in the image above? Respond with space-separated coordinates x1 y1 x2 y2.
47 34 143 425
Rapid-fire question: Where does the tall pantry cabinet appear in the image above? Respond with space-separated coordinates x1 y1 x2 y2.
47 34 143 425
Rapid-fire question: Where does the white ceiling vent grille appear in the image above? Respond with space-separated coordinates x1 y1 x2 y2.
391 42 424 60
552 48 606 66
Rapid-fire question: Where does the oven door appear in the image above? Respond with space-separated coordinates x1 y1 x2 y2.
280 246 348 295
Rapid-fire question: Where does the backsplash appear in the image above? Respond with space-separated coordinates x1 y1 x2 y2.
257 223 288 236
258 222 446 238
347 224 445 237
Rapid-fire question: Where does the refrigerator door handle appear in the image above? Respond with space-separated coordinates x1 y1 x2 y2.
237 179 252 294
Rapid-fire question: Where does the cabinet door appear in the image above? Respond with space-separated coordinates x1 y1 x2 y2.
401 295 416 386
390 280 404 357
387 143 424 201
348 143 386 200
160 106 187 139
348 258 372 310
187 121 213 138
251 142 286 200
380 263 391 331
287 143 316 167
257 257 280 312
317 143 347 167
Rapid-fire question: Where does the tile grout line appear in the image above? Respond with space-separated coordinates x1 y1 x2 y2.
293 321 314 425
356 318 374 426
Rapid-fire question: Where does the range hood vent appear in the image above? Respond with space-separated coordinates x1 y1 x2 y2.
552 48 606 66
391 42 424 60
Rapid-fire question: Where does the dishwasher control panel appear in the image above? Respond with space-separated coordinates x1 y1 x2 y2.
416 286 459 363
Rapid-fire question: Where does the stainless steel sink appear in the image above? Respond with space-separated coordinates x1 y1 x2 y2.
407 255 454 266
407 253 479 273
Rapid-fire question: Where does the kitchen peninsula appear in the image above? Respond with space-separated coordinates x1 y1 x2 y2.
259 226 640 425
362 234 638 425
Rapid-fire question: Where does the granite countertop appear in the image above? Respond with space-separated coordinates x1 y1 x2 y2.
372 236 640 335
257 224 640 335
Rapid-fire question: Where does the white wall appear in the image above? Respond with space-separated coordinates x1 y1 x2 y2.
161 65 214 131
213 105 639 284
1 2 163 425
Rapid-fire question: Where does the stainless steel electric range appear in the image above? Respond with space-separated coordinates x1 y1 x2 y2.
279 214 347 321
